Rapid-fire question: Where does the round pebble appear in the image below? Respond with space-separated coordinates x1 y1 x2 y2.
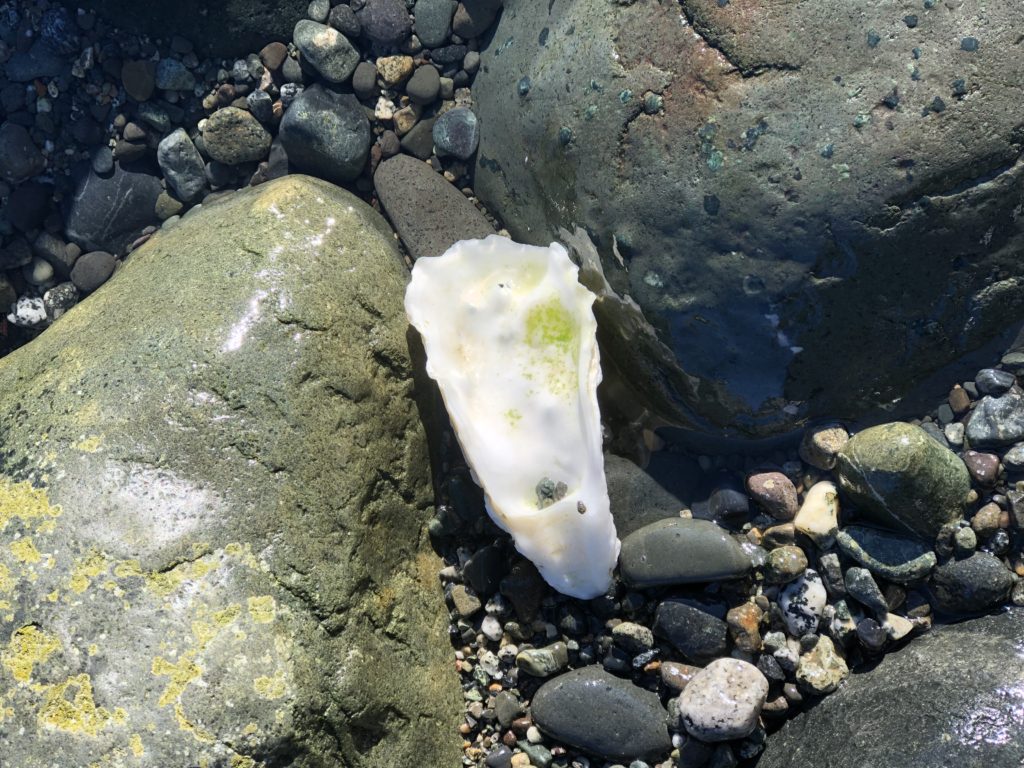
202 107 272 165
70 251 116 293
677 658 768 742
433 106 480 159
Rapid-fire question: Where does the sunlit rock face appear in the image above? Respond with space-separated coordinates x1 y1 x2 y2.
406 236 619 599
760 610 1024 767
0 176 461 768
474 0 1024 437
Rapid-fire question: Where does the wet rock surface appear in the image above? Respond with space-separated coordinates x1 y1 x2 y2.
473 0 1024 435
761 611 1024 768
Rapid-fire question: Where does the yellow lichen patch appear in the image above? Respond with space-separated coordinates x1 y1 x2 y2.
247 595 276 624
69 550 110 594
46 590 59 602
72 435 104 453
37 674 117 736
88 643 99 656
152 653 202 707
243 722 259 736
0 703 13 722
10 537 42 564
113 559 143 579
0 563 13 594
192 604 241 649
144 557 218 597
2 624 62 683
0 478 62 533
129 733 144 757
253 671 287 700
229 754 258 768
173 701 214 743
224 541 261 570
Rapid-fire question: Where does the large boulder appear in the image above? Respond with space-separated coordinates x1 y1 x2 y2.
760 610 1024 768
57 0 307 56
0 176 461 767
473 0 1024 436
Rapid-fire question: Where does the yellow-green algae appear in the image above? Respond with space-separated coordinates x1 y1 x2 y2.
38 673 127 735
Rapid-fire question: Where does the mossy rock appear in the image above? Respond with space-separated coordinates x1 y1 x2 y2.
0 176 461 767
835 422 970 540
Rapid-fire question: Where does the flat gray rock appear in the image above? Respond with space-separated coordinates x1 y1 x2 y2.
653 597 728 663
374 153 494 258
966 391 1024 448
63 162 162 254
531 666 671 762
619 517 751 587
279 84 371 183
760 610 1024 768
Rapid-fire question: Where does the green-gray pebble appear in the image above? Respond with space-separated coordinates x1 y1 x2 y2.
619 518 752 587
836 525 937 583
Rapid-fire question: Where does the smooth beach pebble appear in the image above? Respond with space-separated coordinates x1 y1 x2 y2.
677 658 769 742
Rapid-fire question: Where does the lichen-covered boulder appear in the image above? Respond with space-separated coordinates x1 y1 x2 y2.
0 175 461 767
473 0 1024 436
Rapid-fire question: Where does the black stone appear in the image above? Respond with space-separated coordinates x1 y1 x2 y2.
619 518 751 588
70 251 117 292
531 667 671 762
975 368 1015 396
928 552 1014 615
278 85 371 183
7 182 51 232
63 162 162 254
652 597 728 663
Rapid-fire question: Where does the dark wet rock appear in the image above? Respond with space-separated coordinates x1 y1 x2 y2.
761 610 1024 768
452 0 502 38
400 117 437 160
763 545 807 584
154 57 196 91
58 0 309 56
619 518 751 587
836 422 969 539
653 597 728 663
373 153 494 258
293 20 360 83
357 0 413 45
64 162 163 254
0 175 461 767
407 63 442 104
0 122 45 183
328 5 361 37
157 129 206 204
605 454 690 538
966 391 1024 448
929 552 1014 614
4 39 65 82
975 368 1015 396
433 106 480 159
415 0 457 47
836 525 937 583
69 250 117 292
473 0 1024 437
6 181 50 232
121 59 156 101
962 450 1000 485
279 85 370 183
844 566 888 617
531 666 671 762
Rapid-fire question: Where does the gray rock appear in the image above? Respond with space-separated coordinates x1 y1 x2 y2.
975 368 1015 396
202 106 271 165
154 57 196 90
157 128 206 204
433 106 480 159
764 545 807 584
619 517 751 587
531 667 671 762
415 0 456 47
307 0 330 22
452 0 502 38
70 250 117 292
328 4 361 37
836 525 937 583
843 567 888 618
279 84 371 183
761 611 1024 768
605 454 693 537
966 392 1024 448
373 153 494 258
246 89 275 123
779 569 826 637
836 422 970 539
0 122 45 183
407 63 441 105
653 597 728 663
929 552 1014 615
400 117 437 159
793 634 849 695
64 162 163 254
515 642 568 677
677 659 768 742
357 0 413 44
352 60 378 100
293 19 360 83
1004 443 1024 471
0 175 461 767
472 0 1024 437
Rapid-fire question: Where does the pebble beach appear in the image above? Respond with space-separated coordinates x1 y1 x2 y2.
1 1 1023 767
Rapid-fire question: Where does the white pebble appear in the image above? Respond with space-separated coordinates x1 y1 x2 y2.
526 725 542 743
677 658 769 741
7 296 47 327
794 481 839 548
481 614 503 642
779 569 827 637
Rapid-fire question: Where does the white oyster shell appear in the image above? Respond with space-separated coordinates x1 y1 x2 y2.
405 235 619 599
